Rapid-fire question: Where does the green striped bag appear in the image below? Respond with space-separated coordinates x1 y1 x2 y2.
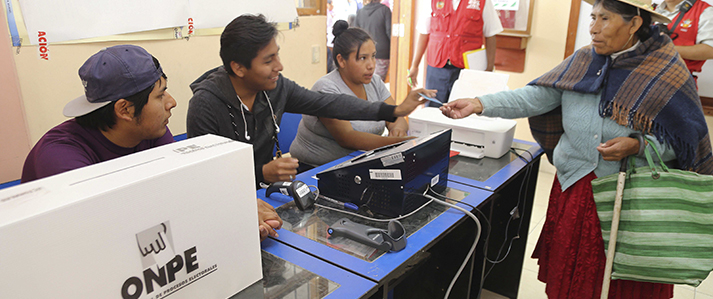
591 139 713 287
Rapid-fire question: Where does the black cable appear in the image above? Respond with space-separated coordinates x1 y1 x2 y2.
483 156 535 279
509 148 532 164
511 147 534 161
483 148 535 277
427 188 492 239
426 188 492 294
422 187 481 299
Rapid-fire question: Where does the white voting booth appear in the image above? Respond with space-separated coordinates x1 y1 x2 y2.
0 134 261 299
410 70 517 159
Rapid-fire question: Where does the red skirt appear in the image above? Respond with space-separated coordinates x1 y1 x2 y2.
532 172 674 299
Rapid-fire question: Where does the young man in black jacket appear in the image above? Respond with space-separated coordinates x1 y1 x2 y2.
187 14 432 187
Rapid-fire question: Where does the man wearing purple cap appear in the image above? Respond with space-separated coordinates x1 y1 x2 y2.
21 45 176 183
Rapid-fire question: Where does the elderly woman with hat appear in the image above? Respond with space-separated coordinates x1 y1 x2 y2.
441 0 712 298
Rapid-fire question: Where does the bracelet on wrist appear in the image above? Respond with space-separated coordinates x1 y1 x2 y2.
629 132 646 157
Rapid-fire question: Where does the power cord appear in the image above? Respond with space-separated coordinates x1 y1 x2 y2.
483 148 535 279
423 189 481 299
510 147 534 161
427 188 491 241
426 188 491 293
310 185 435 223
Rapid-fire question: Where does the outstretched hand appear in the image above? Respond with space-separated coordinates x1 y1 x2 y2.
394 88 437 117
440 98 483 119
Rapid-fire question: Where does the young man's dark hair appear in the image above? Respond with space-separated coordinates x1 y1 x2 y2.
76 56 167 130
219 14 278 74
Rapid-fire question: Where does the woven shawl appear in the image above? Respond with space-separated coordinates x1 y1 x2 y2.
528 26 712 174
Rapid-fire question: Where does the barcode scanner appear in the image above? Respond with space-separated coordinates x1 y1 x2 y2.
327 218 407 252
264 180 315 210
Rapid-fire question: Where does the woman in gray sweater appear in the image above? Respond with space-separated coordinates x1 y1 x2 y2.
290 21 417 167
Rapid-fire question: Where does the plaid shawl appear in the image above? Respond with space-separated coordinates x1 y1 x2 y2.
528 26 713 174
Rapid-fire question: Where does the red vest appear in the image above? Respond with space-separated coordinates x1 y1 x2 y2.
427 0 485 69
668 0 712 73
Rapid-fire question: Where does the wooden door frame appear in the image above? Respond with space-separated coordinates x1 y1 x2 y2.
389 0 415 105
565 0 581 59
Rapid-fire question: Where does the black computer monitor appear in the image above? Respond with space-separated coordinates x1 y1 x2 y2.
317 129 452 217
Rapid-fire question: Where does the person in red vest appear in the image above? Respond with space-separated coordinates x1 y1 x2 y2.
655 0 713 82
408 0 503 106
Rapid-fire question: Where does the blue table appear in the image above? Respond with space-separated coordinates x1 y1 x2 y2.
447 139 542 192
231 238 378 299
260 174 491 282
261 139 543 299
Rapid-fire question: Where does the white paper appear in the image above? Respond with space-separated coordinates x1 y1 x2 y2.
189 0 297 29
18 0 190 45
463 48 487 71
448 69 509 102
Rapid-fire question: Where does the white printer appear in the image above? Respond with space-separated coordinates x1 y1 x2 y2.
407 68 515 158
409 107 516 159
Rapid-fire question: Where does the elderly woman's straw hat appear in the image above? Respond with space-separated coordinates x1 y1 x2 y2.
584 0 671 24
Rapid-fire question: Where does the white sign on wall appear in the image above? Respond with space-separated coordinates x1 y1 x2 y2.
17 0 297 45
18 0 190 45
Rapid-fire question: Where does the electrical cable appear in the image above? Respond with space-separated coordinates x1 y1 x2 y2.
423 189 481 299
486 161 532 265
427 188 491 239
510 147 534 161
483 150 535 279
314 199 433 222
311 184 435 222
426 188 490 293
510 149 530 164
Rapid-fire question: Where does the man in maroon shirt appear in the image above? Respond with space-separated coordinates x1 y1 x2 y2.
21 45 281 241
22 45 176 183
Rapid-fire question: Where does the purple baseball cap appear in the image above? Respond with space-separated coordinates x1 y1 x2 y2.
63 45 163 117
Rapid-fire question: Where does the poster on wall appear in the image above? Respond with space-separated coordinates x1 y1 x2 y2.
17 0 190 45
15 0 297 45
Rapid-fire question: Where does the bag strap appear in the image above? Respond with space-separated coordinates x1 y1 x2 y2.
669 0 697 41
626 136 669 178
643 136 669 178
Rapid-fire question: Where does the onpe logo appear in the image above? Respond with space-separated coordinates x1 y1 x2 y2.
122 222 199 299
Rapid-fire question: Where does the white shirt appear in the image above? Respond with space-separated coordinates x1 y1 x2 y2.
416 0 503 37
655 1 713 48
610 41 641 60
